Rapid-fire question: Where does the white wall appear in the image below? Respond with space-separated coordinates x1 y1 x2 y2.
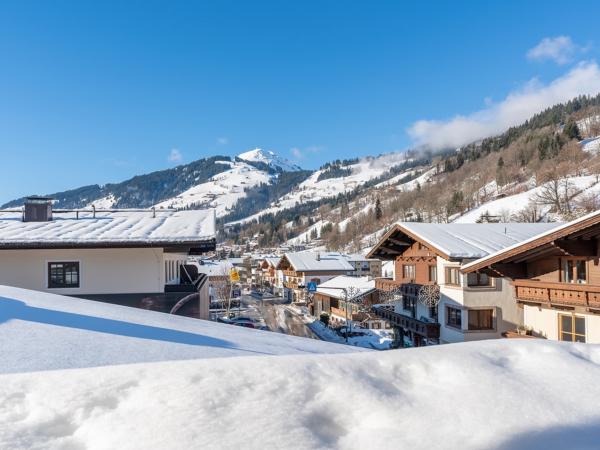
524 305 600 344
0 248 165 295
437 258 523 343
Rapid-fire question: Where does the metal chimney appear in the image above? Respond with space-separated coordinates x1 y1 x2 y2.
24 197 53 222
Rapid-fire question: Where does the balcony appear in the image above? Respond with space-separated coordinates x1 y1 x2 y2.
284 281 299 290
514 279 600 309
372 306 440 339
375 278 401 291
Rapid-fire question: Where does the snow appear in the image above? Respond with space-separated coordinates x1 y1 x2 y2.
396 167 437 191
85 194 117 209
0 285 362 374
284 251 354 272
237 148 302 172
230 153 409 225
286 220 330 245
581 136 600 154
394 222 559 259
154 159 272 217
0 209 216 246
454 175 600 224
3 337 600 449
316 276 375 299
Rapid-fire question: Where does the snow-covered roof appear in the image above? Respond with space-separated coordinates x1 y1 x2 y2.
462 209 600 272
0 209 216 249
193 260 233 277
282 251 354 272
370 222 559 260
316 276 375 299
264 256 281 267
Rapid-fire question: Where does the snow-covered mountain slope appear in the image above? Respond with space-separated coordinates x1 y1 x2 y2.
453 175 600 223
3 309 600 450
0 285 361 374
230 153 411 224
238 147 302 172
154 159 273 216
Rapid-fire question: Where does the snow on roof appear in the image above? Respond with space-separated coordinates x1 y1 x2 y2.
0 285 362 374
264 256 281 267
193 260 233 277
283 251 354 272
3 338 599 449
462 209 600 271
316 276 375 299
0 209 216 248
395 222 559 259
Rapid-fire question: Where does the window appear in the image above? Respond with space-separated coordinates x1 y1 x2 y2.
467 272 492 287
429 305 438 320
48 262 80 288
428 265 437 283
402 264 416 280
561 258 587 284
445 267 460 286
446 306 462 329
559 314 585 343
403 295 415 312
468 309 494 330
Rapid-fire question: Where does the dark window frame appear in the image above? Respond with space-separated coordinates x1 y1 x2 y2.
445 267 460 286
467 272 492 287
48 261 80 289
467 309 495 331
446 306 462 329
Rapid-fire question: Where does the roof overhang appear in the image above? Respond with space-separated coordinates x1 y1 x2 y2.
0 238 216 252
367 223 451 261
462 213 600 274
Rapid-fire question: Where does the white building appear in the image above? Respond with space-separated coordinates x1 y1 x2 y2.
0 198 216 319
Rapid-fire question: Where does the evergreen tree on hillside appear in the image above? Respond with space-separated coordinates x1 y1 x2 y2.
375 197 383 221
563 119 582 141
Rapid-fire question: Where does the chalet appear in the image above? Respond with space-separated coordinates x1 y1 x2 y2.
256 257 282 295
312 275 388 329
276 252 354 303
344 254 382 279
462 211 600 343
0 197 216 319
368 222 557 345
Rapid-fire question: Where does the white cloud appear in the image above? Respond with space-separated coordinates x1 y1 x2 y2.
290 145 323 160
527 36 577 65
217 137 228 145
407 61 600 151
168 148 183 163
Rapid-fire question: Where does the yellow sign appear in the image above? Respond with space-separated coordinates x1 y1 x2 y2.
229 268 240 283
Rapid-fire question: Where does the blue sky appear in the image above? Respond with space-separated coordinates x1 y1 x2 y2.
1 1 600 203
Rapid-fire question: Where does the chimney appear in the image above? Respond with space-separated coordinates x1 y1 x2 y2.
24 197 53 222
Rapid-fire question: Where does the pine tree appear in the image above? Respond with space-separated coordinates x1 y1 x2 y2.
375 197 383 221
563 119 582 141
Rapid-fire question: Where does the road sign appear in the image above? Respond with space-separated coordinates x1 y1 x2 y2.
229 268 240 283
307 281 317 292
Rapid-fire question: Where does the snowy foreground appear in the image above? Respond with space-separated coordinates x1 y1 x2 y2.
1 288 600 449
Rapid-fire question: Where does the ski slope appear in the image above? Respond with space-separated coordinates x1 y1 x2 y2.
154 160 272 216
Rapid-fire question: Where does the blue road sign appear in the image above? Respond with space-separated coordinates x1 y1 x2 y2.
307 282 317 292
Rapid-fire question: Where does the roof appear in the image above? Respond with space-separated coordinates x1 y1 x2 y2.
193 260 233 277
462 210 600 273
281 251 354 272
316 276 375 299
264 257 281 267
368 222 559 260
0 209 216 249
344 253 378 262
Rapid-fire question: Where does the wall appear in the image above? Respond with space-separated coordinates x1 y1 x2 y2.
523 305 600 343
0 248 165 296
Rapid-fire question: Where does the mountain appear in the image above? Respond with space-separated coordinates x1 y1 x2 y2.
237 148 302 172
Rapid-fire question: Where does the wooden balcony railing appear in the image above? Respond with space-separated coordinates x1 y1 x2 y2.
375 278 402 291
372 306 440 339
284 281 299 290
514 279 600 309
283 270 298 277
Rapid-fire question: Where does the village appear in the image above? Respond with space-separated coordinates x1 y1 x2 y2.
2 195 599 351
